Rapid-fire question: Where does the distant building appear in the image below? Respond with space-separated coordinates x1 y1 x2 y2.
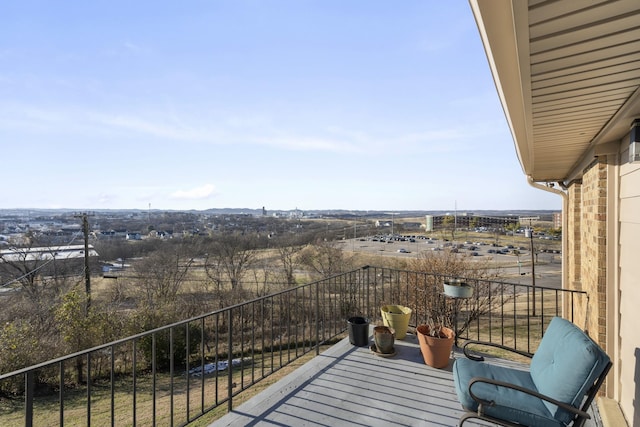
425 215 434 232
0 244 99 263
426 214 518 230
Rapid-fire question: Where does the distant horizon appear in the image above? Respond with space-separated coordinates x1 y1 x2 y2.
0 207 560 214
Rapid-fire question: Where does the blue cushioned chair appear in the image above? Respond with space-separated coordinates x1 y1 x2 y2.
453 317 611 427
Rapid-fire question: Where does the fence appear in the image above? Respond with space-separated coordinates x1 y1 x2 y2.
0 266 587 426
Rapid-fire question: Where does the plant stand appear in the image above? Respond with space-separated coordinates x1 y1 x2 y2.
442 281 473 346
443 293 470 347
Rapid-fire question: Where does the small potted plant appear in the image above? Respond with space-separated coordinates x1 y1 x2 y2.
416 316 455 368
443 278 473 299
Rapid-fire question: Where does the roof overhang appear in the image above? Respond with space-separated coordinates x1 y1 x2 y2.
469 0 640 183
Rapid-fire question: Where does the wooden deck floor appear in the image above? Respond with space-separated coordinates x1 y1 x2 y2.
211 330 601 427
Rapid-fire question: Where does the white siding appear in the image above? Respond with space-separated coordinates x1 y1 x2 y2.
618 160 640 424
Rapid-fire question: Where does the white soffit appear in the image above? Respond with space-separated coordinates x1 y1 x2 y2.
470 0 640 182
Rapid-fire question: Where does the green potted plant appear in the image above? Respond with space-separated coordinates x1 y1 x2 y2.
443 278 473 299
416 316 455 368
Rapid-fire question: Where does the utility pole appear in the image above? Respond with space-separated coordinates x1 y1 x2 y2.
454 200 457 242
353 218 357 251
75 212 94 312
520 216 539 315
389 212 397 237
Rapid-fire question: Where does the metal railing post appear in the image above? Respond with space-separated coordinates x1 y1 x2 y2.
315 280 320 355
59 361 64 427
227 309 233 412
25 371 34 427
152 334 156 427
86 354 91 427
186 322 190 423
169 327 174 426
365 266 370 319
110 346 115 427
132 340 137 427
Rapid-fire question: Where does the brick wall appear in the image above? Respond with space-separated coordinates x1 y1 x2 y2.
566 159 608 350
567 181 582 290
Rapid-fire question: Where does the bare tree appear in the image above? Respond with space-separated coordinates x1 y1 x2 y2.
133 244 194 308
203 233 257 291
275 235 306 286
408 250 510 336
441 215 455 241
297 239 355 279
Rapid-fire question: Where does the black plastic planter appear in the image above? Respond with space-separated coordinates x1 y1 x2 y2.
347 316 370 347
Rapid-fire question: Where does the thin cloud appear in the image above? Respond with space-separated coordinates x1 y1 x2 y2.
417 39 450 52
95 110 365 153
402 129 464 143
123 41 144 53
0 102 484 156
102 41 150 58
170 184 216 200
252 135 361 153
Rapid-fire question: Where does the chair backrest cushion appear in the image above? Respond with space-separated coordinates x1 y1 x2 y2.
530 317 611 424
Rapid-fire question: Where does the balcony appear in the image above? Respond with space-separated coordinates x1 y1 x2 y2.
214 330 602 426
0 266 597 426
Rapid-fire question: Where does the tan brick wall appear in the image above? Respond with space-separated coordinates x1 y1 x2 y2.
566 159 608 350
566 181 582 290
565 160 609 398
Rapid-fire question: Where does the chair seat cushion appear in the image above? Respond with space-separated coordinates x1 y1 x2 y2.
453 358 564 427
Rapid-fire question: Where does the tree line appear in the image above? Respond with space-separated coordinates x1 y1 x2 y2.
0 228 359 378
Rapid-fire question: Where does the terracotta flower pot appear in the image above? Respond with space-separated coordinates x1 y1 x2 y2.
416 324 455 368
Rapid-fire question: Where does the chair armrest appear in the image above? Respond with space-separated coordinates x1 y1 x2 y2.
468 376 591 420
462 340 534 361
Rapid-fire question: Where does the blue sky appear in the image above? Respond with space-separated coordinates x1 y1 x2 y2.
0 1 561 212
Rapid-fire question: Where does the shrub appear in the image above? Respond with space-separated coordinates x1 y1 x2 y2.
138 322 202 370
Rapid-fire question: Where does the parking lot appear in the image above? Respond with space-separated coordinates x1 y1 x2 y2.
341 233 562 288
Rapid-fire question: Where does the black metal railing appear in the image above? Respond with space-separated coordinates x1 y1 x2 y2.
0 266 587 426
